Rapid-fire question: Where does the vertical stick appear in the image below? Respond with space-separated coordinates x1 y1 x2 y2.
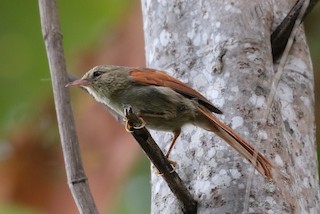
38 0 98 213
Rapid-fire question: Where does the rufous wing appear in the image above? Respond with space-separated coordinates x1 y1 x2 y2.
129 68 223 114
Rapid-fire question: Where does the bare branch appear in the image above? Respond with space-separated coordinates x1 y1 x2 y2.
271 0 319 60
124 107 197 214
38 0 98 213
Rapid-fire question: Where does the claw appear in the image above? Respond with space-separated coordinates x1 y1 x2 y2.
123 107 146 132
168 159 177 168
151 158 176 175
152 165 164 176
124 117 133 133
135 117 146 129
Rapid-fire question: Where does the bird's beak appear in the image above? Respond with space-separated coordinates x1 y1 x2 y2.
65 79 90 87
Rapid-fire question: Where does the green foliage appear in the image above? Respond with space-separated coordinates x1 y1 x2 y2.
0 203 41 214
305 3 320 174
0 0 131 135
0 1 146 213
110 157 151 214
57 0 131 57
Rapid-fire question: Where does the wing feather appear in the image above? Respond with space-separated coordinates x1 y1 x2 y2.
129 68 223 114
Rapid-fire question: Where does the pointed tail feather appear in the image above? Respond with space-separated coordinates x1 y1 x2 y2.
196 106 273 179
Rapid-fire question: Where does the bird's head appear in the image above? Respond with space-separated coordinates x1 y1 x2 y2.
66 65 129 105
66 65 121 88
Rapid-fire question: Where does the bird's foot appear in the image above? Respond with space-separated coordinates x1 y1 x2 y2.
152 159 177 175
123 107 146 132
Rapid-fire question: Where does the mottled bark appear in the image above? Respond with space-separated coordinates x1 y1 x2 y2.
141 0 319 213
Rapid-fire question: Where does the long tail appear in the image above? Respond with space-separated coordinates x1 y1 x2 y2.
196 106 273 179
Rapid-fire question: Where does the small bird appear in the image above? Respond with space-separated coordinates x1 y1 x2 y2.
66 65 273 179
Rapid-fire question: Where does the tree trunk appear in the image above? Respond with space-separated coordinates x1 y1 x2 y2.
141 0 319 213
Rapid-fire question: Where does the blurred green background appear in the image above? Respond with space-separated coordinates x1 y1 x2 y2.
0 1 318 214
0 0 130 136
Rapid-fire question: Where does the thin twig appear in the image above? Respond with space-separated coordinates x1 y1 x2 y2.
243 0 310 213
124 107 198 214
38 0 98 213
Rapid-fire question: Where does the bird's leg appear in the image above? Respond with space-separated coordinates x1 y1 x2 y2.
136 112 180 160
137 112 179 168
165 129 181 159
124 117 132 132
157 129 181 168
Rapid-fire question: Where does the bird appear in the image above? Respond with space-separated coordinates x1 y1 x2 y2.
66 64 273 179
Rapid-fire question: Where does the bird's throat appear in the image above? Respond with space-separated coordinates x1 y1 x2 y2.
84 86 123 116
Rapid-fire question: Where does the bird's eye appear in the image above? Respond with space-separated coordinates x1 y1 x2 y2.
93 70 103 78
